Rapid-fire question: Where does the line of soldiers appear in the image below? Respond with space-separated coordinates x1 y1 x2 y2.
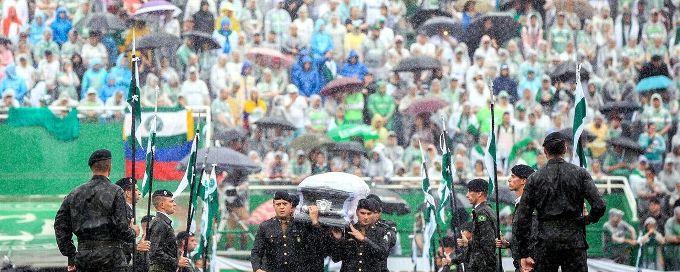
437 132 607 272
54 149 203 271
250 191 397 272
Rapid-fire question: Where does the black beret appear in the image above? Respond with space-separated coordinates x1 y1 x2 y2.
290 193 300 207
357 198 381 212
460 222 473 232
467 178 488 193
273 191 294 203
152 189 173 198
141 215 154 224
115 177 137 190
366 194 383 211
88 149 112 166
511 165 535 179
176 231 194 242
542 131 566 147
441 236 456 248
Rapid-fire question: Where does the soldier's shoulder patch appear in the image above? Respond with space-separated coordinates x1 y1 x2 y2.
477 215 487 222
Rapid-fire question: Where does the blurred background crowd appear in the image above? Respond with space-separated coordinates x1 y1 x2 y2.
2 0 680 268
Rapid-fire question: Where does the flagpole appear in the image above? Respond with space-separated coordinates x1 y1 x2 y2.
490 95 503 272
145 87 159 239
184 114 202 258
130 28 140 272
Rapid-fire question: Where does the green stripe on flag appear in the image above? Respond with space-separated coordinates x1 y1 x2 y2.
141 131 155 197
572 68 588 168
484 122 497 197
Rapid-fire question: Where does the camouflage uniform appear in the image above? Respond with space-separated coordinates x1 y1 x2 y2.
466 201 498 272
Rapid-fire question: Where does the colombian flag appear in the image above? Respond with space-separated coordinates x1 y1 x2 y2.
123 106 194 180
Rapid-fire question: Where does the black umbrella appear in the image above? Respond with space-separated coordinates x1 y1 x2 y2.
464 13 520 51
371 188 411 215
214 127 248 144
392 56 441 72
75 13 127 33
177 147 261 173
410 9 453 30
290 133 334 154
417 17 463 40
606 137 645 154
550 61 591 83
599 101 641 116
182 31 221 50
331 142 366 154
254 117 296 130
559 127 597 143
127 32 181 51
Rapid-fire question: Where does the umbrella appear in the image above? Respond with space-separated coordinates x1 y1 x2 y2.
246 47 294 67
126 32 181 51
636 76 672 93
417 17 463 40
549 60 590 82
392 56 441 73
182 31 221 50
606 137 644 154
464 13 520 49
74 13 126 32
599 101 641 116
290 133 334 154
331 141 366 154
215 127 247 144
405 97 449 116
559 127 596 143
327 124 379 142
370 188 411 215
319 77 364 96
177 147 261 173
254 117 296 130
410 9 453 30
553 0 594 19
135 0 181 17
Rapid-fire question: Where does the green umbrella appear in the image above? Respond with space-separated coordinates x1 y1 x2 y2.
327 124 379 142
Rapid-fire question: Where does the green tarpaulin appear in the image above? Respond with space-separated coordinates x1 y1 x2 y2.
7 108 80 141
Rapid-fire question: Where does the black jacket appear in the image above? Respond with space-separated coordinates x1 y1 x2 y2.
148 212 177 271
250 217 327 272
331 223 391 272
54 175 136 265
515 158 606 258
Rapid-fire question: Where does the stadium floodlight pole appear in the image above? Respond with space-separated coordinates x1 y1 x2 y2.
145 87 159 240
184 112 203 258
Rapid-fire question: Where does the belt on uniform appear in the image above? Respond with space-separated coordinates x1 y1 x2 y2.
77 240 121 250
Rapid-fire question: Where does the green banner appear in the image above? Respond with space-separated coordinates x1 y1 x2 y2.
7 108 80 141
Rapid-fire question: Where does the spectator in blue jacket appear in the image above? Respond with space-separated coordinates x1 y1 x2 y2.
311 19 333 59
493 64 519 103
339 49 368 81
0 65 28 103
50 7 72 46
80 59 108 98
293 56 321 97
108 55 132 89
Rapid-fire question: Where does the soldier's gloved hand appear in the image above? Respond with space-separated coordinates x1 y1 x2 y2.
137 240 151 252
178 256 190 268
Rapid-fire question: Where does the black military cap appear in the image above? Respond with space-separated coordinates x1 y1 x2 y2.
88 149 112 166
176 231 194 242
289 193 300 207
542 131 566 147
115 177 137 189
441 236 456 248
152 189 173 198
511 165 535 179
273 191 294 203
141 215 154 224
460 222 473 232
366 194 383 212
467 178 488 193
357 198 381 212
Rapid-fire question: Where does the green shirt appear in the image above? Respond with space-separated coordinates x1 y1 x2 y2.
549 26 573 54
367 92 395 120
344 92 364 123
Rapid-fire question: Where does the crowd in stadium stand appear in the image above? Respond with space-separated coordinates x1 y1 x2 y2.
2 0 680 268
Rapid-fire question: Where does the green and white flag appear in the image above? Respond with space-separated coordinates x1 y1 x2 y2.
419 142 437 272
572 65 588 168
141 114 156 197
196 165 219 257
173 134 198 198
127 30 142 146
437 146 453 226
484 117 497 196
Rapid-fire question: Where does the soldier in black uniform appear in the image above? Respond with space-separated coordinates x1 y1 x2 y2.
115 178 151 269
366 194 398 254
456 178 498 272
251 191 325 272
54 149 139 272
148 189 191 272
134 215 154 272
496 164 535 272
514 132 606 272
176 231 201 272
331 198 392 272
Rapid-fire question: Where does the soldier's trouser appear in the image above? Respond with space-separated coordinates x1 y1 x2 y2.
533 248 587 272
73 247 129 271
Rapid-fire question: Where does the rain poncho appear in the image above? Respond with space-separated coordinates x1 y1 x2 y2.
80 59 108 98
108 55 131 89
311 20 333 58
213 18 234 54
0 65 28 102
292 56 321 97
338 50 368 81
99 74 126 103
27 12 46 45
50 7 72 45
367 147 394 179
